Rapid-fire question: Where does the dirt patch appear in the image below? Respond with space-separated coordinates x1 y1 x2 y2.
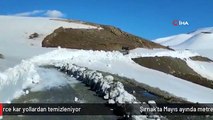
133 57 213 89
190 56 213 62
42 24 170 51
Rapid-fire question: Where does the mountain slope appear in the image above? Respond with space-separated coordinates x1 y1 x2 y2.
133 56 213 89
155 27 213 50
42 21 168 51
0 15 99 70
153 27 213 85
177 33 213 49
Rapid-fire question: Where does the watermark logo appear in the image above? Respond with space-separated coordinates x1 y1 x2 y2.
172 20 189 26
0 103 2 119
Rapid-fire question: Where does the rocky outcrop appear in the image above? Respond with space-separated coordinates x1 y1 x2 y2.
190 56 213 62
29 33 39 39
42 24 169 51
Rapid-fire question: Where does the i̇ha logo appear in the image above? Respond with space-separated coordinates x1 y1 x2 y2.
172 20 189 26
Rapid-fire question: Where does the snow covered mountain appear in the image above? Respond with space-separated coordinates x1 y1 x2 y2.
155 27 213 50
0 16 213 120
154 27 213 59
0 15 99 70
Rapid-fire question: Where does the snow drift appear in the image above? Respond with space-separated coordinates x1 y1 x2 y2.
58 64 137 104
1 48 213 103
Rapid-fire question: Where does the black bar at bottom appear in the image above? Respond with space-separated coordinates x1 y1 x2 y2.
2 103 213 115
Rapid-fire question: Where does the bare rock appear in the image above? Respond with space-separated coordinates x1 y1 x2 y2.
29 33 39 39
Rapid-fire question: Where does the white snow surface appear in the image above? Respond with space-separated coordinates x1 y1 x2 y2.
1 48 213 103
128 48 199 59
56 64 137 104
186 60 213 80
177 33 213 50
155 27 213 50
154 27 213 80
155 34 192 47
0 15 99 70
154 27 213 59
193 49 213 60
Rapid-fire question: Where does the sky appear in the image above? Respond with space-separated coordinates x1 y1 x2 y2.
0 0 213 40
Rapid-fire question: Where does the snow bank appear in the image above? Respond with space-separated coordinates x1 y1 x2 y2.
43 49 213 103
0 49 136 103
0 61 40 102
128 48 199 59
57 64 137 104
1 48 213 103
55 64 162 120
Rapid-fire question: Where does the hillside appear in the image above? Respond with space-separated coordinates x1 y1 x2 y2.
133 56 213 89
153 27 213 50
154 27 213 60
42 21 168 51
154 27 213 50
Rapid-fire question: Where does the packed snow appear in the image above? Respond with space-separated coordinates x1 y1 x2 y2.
57 64 137 104
1 48 213 103
30 67 79 92
128 48 199 59
0 57 137 103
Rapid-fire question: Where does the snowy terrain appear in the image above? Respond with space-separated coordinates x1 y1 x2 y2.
0 15 213 106
154 27 213 81
155 27 213 49
0 15 99 70
154 27 213 59
186 60 213 80
1 48 213 103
